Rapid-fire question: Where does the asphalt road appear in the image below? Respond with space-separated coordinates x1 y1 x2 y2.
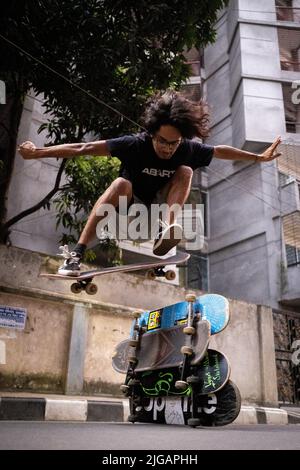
0 421 299 450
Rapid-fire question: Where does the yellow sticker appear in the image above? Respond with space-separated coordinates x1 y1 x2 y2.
148 310 161 330
176 319 188 325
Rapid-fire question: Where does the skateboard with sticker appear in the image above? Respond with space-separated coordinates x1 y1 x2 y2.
40 251 190 295
112 319 210 374
130 349 231 398
137 293 229 335
129 379 241 427
112 292 229 375
113 292 240 426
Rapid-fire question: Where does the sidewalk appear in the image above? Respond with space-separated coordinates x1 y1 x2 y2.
0 391 297 425
0 392 129 422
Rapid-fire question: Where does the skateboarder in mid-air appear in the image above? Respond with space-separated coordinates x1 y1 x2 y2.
19 90 282 276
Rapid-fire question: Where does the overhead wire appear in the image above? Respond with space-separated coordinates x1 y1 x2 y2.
0 14 299 225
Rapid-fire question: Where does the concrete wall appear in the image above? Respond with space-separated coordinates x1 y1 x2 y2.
6 92 65 255
203 0 300 309
0 246 279 406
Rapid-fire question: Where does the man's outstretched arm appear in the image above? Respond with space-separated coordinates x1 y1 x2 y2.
213 136 282 163
18 140 110 160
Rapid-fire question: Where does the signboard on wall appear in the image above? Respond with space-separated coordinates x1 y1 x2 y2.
0 305 27 330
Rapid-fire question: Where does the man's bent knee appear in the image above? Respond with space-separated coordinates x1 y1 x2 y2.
112 177 133 196
173 166 193 183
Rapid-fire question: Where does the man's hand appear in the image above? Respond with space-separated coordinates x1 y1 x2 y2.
257 136 282 162
18 141 39 160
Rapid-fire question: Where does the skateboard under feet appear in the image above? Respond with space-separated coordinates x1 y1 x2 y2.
40 252 190 295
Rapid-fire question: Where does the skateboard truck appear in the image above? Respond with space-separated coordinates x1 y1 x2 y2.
70 278 98 295
174 293 203 427
146 267 176 281
129 311 143 347
120 311 143 397
175 293 197 391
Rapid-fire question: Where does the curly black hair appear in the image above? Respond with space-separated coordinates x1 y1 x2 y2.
141 90 210 139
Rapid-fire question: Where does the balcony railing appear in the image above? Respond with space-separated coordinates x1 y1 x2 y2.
185 60 201 77
285 120 300 133
281 60 300 72
276 5 300 22
283 211 300 266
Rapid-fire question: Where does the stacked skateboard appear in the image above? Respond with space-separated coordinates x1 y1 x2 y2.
112 293 241 427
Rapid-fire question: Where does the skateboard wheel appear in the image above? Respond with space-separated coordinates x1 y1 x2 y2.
185 293 197 303
181 345 193 355
120 384 130 394
132 396 142 406
188 418 201 428
146 269 156 280
183 326 195 335
133 311 141 319
128 355 138 364
187 375 201 384
129 339 139 347
165 270 176 281
128 414 138 423
128 378 140 386
175 380 189 390
71 283 82 294
85 283 98 295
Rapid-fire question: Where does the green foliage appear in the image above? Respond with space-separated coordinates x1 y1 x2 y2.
54 156 120 246
0 0 229 251
1 0 229 138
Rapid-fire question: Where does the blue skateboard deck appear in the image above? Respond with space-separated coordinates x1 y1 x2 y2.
136 293 229 335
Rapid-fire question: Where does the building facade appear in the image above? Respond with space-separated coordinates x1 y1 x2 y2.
5 0 300 306
203 0 300 310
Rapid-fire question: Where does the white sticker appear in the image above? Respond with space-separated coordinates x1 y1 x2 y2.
165 398 185 425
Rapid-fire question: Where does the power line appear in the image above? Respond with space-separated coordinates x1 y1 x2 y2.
228 7 300 14
207 165 283 213
210 159 299 214
0 33 145 132
209 237 282 266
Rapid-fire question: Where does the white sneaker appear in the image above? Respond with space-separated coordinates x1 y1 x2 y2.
153 221 183 256
57 245 81 276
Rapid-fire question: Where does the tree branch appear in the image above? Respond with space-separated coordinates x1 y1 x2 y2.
1 159 66 239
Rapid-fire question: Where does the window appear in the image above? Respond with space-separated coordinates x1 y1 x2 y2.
185 186 209 238
278 171 296 186
278 28 300 72
201 190 208 237
276 0 300 23
285 244 300 266
283 212 300 266
187 253 208 290
282 83 300 134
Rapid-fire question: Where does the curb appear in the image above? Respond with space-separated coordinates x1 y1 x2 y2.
0 397 296 424
234 406 289 425
0 397 128 422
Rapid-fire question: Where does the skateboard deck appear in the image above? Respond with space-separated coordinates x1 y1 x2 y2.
137 293 229 335
112 319 210 373
132 349 230 397
40 251 190 294
130 380 241 427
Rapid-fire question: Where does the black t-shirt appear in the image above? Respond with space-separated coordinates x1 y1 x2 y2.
107 132 214 205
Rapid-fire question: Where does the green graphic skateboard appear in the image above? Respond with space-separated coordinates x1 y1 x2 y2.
129 349 230 398
129 380 241 427
113 293 240 426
